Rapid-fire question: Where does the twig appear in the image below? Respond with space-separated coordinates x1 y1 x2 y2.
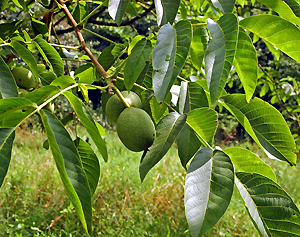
58 0 110 80
258 63 300 124
82 28 117 45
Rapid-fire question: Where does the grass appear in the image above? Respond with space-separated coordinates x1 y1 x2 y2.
0 126 299 236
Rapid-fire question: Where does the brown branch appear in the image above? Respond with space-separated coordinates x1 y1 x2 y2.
89 2 155 27
235 4 270 11
56 1 155 35
58 0 110 79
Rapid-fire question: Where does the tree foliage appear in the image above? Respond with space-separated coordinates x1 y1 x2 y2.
1 0 300 236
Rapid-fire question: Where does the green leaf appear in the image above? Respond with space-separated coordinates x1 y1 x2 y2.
128 35 144 55
185 148 234 237
40 110 92 234
0 56 18 98
24 85 59 106
224 147 276 182
72 1 88 24
176 123 201 169
150 93 171 124
39 71 57 85
154 0 180 26
240 15 300 64
233 28 258 102
283 0 300 17
11 41 39 79
31 19 48 37
124 38 152 91
190 23 209 71
0 128 15 188
75 137 100 196
236 172 300 237
220 94 297 166
0 97 36 128
170 20 192 87
63 91 108 162
108 0 130 25
139 112 186 182
97 44 125 73
34 37 64 77
187 81 209 110
0 21 21 40
211 0 235 13
152 23 176 102
257 0 300 26
51 75 76 89
205 13 238 106
74 64 95 84
187 108 218 146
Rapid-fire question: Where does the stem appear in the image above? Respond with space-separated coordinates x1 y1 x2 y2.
82 28 117 45
81 83 109 92
114 87 130 108
116 76 147 91
58 0 110 80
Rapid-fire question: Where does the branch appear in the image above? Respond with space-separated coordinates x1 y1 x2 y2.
89 2 155 27
235 4 270 11
258 63 300 124
56 1 155 35
58 0 110 80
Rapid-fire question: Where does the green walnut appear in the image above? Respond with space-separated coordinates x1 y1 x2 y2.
12 67 38 90
117 107 156 152
105 91 142 124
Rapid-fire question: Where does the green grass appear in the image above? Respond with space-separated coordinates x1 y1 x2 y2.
0 127 299 236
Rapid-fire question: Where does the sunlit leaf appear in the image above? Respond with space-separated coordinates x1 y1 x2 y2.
74 64 95 84
190 22 209 71
233 28 258 102
236 172 300 236
257 0 300 26
185 148 234 237
240 15 300 63
221 94 297 166
224 147 276 182
187 108 218 145
188 81 209 110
